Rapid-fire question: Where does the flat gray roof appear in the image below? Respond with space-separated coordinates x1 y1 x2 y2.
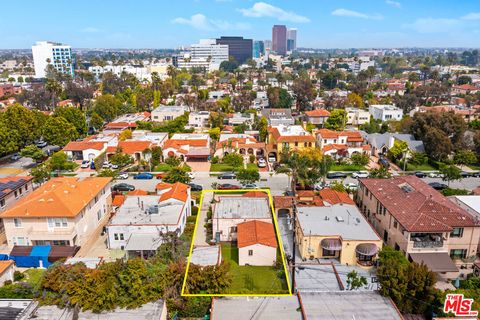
30 301 165 319
214 197 271 219
297 205 380 241
301 291 402 320
212 297 302 320
65 257 102 269
109 196 184 226
190 245 221 266
125 233 162 251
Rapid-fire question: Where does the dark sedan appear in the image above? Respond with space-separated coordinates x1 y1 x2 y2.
428 182 448 190
218 172 236 179
217 183 241 190
112 183 135 192
326 172 347 179
414 171 427 178
188 183 203 191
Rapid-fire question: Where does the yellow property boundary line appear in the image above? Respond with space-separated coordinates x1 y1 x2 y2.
181 188 293 297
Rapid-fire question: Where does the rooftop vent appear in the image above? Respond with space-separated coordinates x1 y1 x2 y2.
336 216 344 222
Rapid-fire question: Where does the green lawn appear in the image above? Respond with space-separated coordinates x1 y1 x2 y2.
330 164 365 172
221 243 289 294
398 162 437 171
210 163 259 172
468 164 480 171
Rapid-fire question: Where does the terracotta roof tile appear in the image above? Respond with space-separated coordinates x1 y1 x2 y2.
242 191 269 198
360 176 477 232
112 195 126 206
63 141 106 151
319 189 355 205
157 182 189 203
0 260 14 275
305 109 330 117
0 177 111 218
116 141 152 154
237 220 277 248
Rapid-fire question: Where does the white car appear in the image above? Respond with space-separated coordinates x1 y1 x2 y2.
110 164 119 170
102 161 111 169
344 182 358 190
352 171 369 179
117 172 129 179
257 158 267 168
80 160 90 169
188 172 194 179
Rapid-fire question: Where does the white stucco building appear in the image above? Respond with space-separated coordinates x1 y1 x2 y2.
32 41 73 78
369 105 403 122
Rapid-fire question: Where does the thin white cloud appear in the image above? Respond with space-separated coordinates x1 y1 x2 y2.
172 14 249 31
331 9 383 20
403 18 461 33
238 2 310 23
386 0 401 8
461 12 480 20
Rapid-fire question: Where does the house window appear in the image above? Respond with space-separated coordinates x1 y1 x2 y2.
450 228 463 238
248 250 253 256
114 233 124 241
393 221 398 229
94 195 98 204
14 218 22 228
14 191 18 198
295 142 298 147
322 248 337 257
97 210 102 221
450 249 467 260
48 218 68 228
0 199 5 208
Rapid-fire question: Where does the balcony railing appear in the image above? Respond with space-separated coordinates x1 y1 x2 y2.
412 240 444 248
27 226 76 236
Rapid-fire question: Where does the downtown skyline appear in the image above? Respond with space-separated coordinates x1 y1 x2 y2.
1 0 480 49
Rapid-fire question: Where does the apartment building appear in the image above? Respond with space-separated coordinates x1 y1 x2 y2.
346 107 370 126
368 105 403 122
151 105 186 122
0 177 112 247
188 111 210 128
304 109 330 128
267 125 316 162
356 176 480 279
32 41 74 78
0 177 34 243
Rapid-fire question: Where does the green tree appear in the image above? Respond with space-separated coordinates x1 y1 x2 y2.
110 149 133 167
90 112 104 131
42 116 78 146
325 109 347 131
20 145 46 162
347 92 364 109
54 106 87 136
369 166 392 179
267 87 293 109
236 168 260 185
208 112 224 129
453 149 477 165
223 153 244 168
439 164 462 186
30 164 51 184
49 151 75 171
388 140 409 162
350 153 369 166
92 94 121 122
292 77 316 111
163 166 191 184
208 127 221 142
0 123 19 156
2 104 39 146
150 146 162 167
165 155 182 167
346 270 368 290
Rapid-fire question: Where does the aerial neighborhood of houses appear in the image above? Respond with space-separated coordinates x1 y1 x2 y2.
0 22 480 320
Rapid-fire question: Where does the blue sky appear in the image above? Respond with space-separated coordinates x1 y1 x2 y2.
1 0 480 49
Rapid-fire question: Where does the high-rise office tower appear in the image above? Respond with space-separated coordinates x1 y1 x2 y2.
264 40 272 51
216 36 253 64
32 41 74 78
174 39 228 71
287 28 297 51
272 25 287 55
252 41 265 58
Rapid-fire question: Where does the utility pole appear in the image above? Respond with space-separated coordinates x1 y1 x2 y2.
291 198 297 293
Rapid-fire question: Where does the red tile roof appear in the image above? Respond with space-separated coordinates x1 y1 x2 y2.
63 141 106 151
243 191 269 198
128 189 148 196
360 176 477 232
237 220 277 248
270 127 316 143
319 189 355 205
273 196 294 209
112 195 126 206
305 109 330 117
115 141 152 154
157 182 189 203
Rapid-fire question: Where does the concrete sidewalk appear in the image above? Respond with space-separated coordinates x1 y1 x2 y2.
194 192 213 246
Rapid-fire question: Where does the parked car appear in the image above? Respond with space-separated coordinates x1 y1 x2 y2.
344 182 358 190
472 172 480 178
133 173 154 180
414 171 426 178
110 163 119 169
284 190 295 196
80 160 90 169
428 182 448 190
257 158 267 168
10 153 21 162
187 172 194 179
428 172 440 178
112 183 135 192
352 171 369 179
268 156 276 163
326 172 347 179
188 183 203 191
117 172 129 180
156 173 168 180
102 161 112 169
378 157 389 168
217 183 241 190
218 172 236 179
460 171 473 178
242 183 258 189
35 140 47 148
314 181 330 190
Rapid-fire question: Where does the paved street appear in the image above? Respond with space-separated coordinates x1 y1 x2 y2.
113 172 291 195
0 157 36 178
